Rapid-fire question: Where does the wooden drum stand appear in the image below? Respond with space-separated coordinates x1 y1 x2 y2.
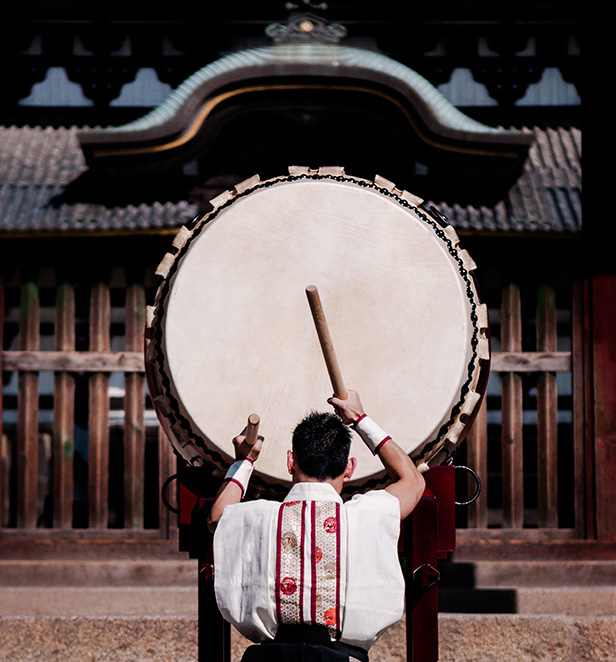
168 461 476 662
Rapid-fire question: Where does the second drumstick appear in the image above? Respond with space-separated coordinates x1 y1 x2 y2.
305 285 348 400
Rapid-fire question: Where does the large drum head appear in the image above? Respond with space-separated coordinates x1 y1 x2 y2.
146 167 489 497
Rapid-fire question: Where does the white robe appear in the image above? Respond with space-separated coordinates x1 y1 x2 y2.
213 482 404 651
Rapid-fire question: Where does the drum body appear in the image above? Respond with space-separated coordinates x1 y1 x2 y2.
145 167 490 497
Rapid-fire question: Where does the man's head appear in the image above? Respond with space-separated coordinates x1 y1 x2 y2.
288 411 355 484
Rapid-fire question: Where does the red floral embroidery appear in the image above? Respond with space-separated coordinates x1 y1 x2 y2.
323 607 336 625
323 516 337 534
315 546 323 563
285 501 300 506
280 576 297 595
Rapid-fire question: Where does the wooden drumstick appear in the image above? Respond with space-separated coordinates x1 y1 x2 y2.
305 285 348 400
245 413 261 446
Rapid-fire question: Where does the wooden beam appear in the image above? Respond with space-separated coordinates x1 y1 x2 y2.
2 350 144 372
457 528 578 542
2 350 571 374
490 351 570 372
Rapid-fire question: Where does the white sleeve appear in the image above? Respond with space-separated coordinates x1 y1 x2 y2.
213 500 278 643
341 490 405 650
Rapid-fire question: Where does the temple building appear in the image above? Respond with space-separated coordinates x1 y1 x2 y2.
2 3 613 661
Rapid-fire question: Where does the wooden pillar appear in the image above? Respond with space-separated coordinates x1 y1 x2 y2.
585 33 616 543
0 277 6 528
591 273 616 541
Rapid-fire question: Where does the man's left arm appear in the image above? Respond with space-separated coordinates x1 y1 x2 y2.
207 427 264 533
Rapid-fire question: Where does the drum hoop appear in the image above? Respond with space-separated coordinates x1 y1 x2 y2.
147 172 483 497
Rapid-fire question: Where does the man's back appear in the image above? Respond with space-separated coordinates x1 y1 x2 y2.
214 481 404 651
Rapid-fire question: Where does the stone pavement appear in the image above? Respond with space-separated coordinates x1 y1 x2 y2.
2 614 616 662
2 557 616 661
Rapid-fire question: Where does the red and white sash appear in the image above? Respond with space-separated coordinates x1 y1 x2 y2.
275 499 343 640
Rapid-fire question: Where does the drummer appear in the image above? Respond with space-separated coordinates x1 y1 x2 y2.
208 389 425 662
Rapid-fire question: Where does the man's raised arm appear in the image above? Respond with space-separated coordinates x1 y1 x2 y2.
207 427 264 533
329 390 425 519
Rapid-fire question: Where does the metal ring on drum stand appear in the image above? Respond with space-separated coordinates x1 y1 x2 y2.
454 465 481 506
161 473 180 514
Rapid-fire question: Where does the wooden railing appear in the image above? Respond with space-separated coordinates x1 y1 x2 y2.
1 276 177 537
1 275 583 540
462 282 584 540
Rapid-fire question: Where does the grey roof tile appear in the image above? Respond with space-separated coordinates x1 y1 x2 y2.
0 125 196 234
0 125 581 236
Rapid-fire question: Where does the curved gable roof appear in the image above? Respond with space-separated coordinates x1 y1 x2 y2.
78 43 533 174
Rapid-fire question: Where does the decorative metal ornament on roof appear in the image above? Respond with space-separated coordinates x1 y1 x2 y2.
266 5 347 44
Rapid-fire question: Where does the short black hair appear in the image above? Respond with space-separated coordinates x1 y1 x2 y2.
292 411 352 481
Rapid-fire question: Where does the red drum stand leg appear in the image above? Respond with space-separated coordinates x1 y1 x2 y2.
177 464 231 662
403 466 456 662
199 556 231 662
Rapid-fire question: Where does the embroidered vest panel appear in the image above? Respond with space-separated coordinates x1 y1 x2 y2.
275 500 344 640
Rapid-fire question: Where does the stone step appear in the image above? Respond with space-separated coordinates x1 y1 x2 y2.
0 559 197 587
1 614 616 662
3 558 616 589
439 587 616 616
3 559 616 618
440 559 616 588
2 586 197 617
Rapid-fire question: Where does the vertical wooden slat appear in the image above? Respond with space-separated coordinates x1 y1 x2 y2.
0 434 7 528
536 285 559 527
124 280 146 529
500 283 524 528
38 432 52 523
158 426 170 537
17 279 40 528
466 398 488 528
53 281 75 528
88 282 110 529
168 443 179 539
571 278 590 538
158 425 179 539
